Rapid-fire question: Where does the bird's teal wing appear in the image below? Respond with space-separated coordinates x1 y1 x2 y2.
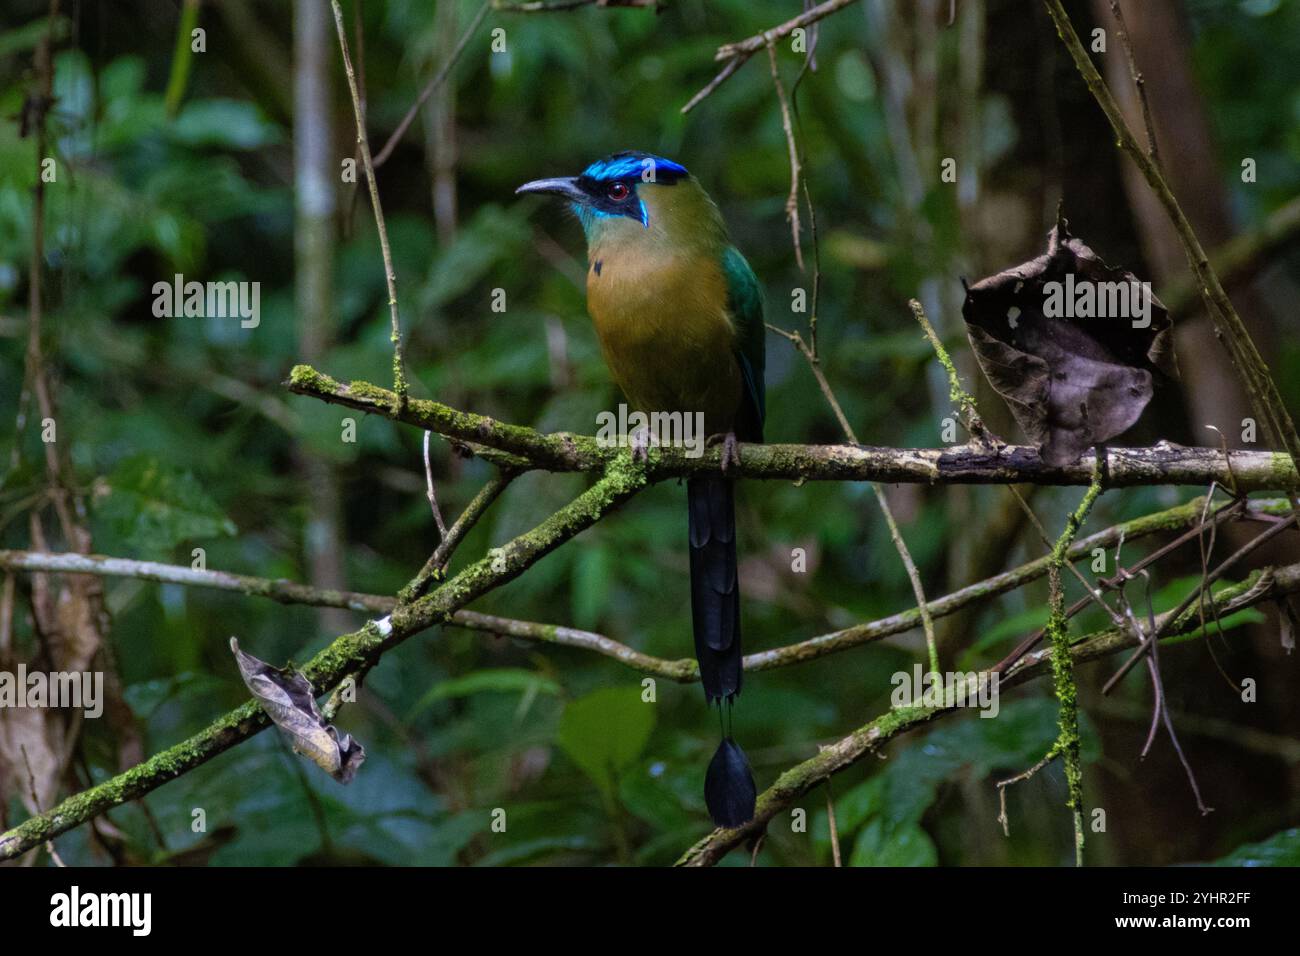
722 246 765 442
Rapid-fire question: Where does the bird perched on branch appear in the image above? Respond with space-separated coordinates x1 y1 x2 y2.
518 151 765 828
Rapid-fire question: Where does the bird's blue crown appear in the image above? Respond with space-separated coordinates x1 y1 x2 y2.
582 151 689 184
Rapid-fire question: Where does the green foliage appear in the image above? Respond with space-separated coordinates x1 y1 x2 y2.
815 700 1101 866
2 0 1296 866
406 667 562 720
0 15 67 59
1214 827 1300 866
850 816 939 867
556 686 656 802
93 455 236 555
962 605 1052 665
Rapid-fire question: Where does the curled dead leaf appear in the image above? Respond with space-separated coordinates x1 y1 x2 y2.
230 638 365 783
960 219 1177 466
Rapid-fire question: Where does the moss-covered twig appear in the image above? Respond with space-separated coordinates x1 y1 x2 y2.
909 298 993 444
330 1 407 402
0 464 646 861
677 558 1300 866
399 470 517 604
1042 469 1105 866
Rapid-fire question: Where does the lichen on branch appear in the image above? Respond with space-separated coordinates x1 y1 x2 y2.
286 364 1297 490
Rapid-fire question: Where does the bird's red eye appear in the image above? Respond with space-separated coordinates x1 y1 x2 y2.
607 182 630 202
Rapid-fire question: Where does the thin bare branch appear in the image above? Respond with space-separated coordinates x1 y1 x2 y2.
768 325 941 674
1103 513 1298 692
6 498 1285 687
371 1 491 169
766 42 804 271
682 0 862 113
493 0 659 11
1107 1 1159 163
423 430 449 539
331 1 408 401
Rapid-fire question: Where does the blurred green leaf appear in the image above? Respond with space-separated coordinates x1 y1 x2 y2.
93 455 236 554
420 205 531 309
964 605 1052 662
1214 827 1300 866
407 667 562 720
0 16 69 59
571 544 612 629
170 100 282 150
618 757 695 832
850 818 939 867
557 686 656 801
474 835 598 867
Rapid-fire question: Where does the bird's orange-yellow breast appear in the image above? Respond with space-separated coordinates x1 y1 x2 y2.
584 185 743 435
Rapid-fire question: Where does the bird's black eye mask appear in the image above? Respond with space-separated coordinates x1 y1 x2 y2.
574 152 690 225
575 172 684 226
575 177 645 223
516 153 690 227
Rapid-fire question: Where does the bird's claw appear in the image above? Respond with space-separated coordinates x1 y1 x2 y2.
972 425 1007 455
707 431 741 474
629 425 651 464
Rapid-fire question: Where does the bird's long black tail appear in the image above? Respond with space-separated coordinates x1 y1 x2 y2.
687 473 756 827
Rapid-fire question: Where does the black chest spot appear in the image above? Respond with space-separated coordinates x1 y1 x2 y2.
592 259 603 277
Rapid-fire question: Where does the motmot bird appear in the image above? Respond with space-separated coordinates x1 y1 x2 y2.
518 152 764 828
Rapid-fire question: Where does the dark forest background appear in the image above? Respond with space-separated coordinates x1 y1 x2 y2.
1 0 1298 866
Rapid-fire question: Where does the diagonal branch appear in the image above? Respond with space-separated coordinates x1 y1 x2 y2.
401 471 517 604
682 0 862 113
370 1 491 169
0 464 646 861
492 0 660 11
677 559 1300 866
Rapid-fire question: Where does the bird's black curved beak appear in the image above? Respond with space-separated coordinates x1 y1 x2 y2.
516 176 586 204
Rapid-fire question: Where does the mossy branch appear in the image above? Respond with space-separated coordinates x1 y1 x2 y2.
1042 468 1105 867
0 465 646 861
676 558 1300 866
286 365 1298 490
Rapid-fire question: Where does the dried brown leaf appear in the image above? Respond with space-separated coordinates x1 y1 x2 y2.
0 706 64 815
230 638 365 783
961 220 1177 465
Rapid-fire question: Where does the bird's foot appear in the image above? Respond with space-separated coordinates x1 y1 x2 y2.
970 423 1008 455
629 425 652 464
706 431 741 474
